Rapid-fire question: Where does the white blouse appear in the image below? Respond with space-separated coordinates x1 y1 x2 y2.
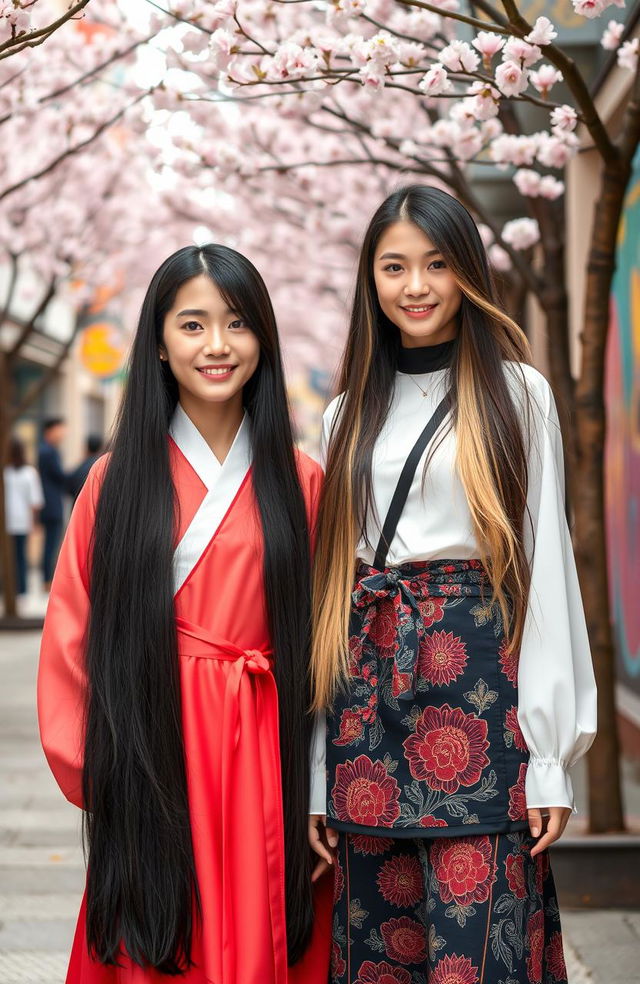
310 361 597 815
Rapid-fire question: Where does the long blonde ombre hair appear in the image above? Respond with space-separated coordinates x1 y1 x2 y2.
312 185 534 712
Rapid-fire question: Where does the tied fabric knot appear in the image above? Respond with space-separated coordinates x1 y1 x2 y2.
352 568 426 701
243 650 272 675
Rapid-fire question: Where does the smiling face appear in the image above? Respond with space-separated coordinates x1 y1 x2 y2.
160 274 260 413
373 220 462 348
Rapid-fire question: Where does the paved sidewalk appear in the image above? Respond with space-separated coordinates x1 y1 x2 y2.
1 629 638 983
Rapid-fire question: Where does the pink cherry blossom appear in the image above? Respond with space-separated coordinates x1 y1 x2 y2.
490 133 538 167
439 40 480 73
513 169 541 196
550 104 578 131
536 132 579 169
494 61 529 97
472 31 505 67
396 41 427 66
601 20 624 50
464 81 500 120
209 29 238 71
502 217 540 250
419 64 452 95
502 37 542 67
618 39 639 72
572 0 606 17
524 17 557 46
539 175 565 199
529 64 563 95
488 243 511 271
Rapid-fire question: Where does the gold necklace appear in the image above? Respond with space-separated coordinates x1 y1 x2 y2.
406 374 429 398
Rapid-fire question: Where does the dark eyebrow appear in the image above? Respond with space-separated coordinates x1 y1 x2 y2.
176 308 208 318
378 249 441 260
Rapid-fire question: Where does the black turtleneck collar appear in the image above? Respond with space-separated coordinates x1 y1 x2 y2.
397 337 456 374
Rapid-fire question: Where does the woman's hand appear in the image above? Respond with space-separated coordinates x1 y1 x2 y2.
308 814 338 882
528 806 572 858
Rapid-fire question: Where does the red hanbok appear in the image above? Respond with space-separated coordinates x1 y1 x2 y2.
37 405 331 984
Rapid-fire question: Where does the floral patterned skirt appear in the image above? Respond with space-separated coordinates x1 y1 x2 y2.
330 831 567 984
326 560 530 837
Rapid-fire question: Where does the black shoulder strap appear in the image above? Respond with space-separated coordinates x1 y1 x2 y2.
372 393 450 571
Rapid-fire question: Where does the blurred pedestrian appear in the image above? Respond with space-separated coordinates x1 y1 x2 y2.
38 417 67 590
67 434 103 501
3 437 44 596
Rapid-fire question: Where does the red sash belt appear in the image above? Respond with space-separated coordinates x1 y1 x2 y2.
175 616 285 983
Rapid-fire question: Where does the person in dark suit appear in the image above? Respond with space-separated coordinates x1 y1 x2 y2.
38 417 68 590
67 434 103 502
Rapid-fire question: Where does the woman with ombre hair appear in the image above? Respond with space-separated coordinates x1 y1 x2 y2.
308 186 596 984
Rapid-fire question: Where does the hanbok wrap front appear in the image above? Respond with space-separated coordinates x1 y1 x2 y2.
326 559 530 837
37 405 331 984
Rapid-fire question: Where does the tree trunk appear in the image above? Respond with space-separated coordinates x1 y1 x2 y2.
0 352 17 618
575 162 628 834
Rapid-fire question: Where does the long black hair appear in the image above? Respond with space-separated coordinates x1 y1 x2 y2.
83 245 314 972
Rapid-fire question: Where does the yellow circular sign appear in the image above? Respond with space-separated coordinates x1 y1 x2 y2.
79 321 126 379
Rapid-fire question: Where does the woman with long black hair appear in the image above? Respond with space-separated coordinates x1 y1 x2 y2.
308 186 597 983
38 245 327 983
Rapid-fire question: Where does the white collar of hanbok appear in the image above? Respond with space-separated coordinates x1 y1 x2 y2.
169 403 252 595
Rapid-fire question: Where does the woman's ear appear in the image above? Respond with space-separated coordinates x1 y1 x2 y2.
159 347 168 362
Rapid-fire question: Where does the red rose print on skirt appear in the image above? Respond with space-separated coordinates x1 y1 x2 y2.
535 849 550 895
431 836 496 907
369 599 398 656
419 814 448 828
351 834 395 856
355 960 411 984
498 638 519 685
430 953 479 984
504 849 527 899
403 704 489 793
418 630 468 687
417 595 445 628
545 931 567 981
380 916 427 964
377 854 423 908
331 940 346 980
526 909 544 983
504 705 528 752
333 707 365 746
332 756 401 826
508 762 528 821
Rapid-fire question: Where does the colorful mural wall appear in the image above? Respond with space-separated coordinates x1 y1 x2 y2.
605 147 640 701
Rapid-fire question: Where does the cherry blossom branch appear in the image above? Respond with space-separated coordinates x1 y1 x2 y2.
0 253 19 332
0 92 148 203
394 0 510 36
0 0 92 62
497 0 617 166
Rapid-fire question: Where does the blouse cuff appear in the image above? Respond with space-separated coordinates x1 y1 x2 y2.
525 756 576 813
309 709 327 815
309 769 327 816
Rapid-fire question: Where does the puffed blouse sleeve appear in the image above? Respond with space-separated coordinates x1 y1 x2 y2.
515 366 597 812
